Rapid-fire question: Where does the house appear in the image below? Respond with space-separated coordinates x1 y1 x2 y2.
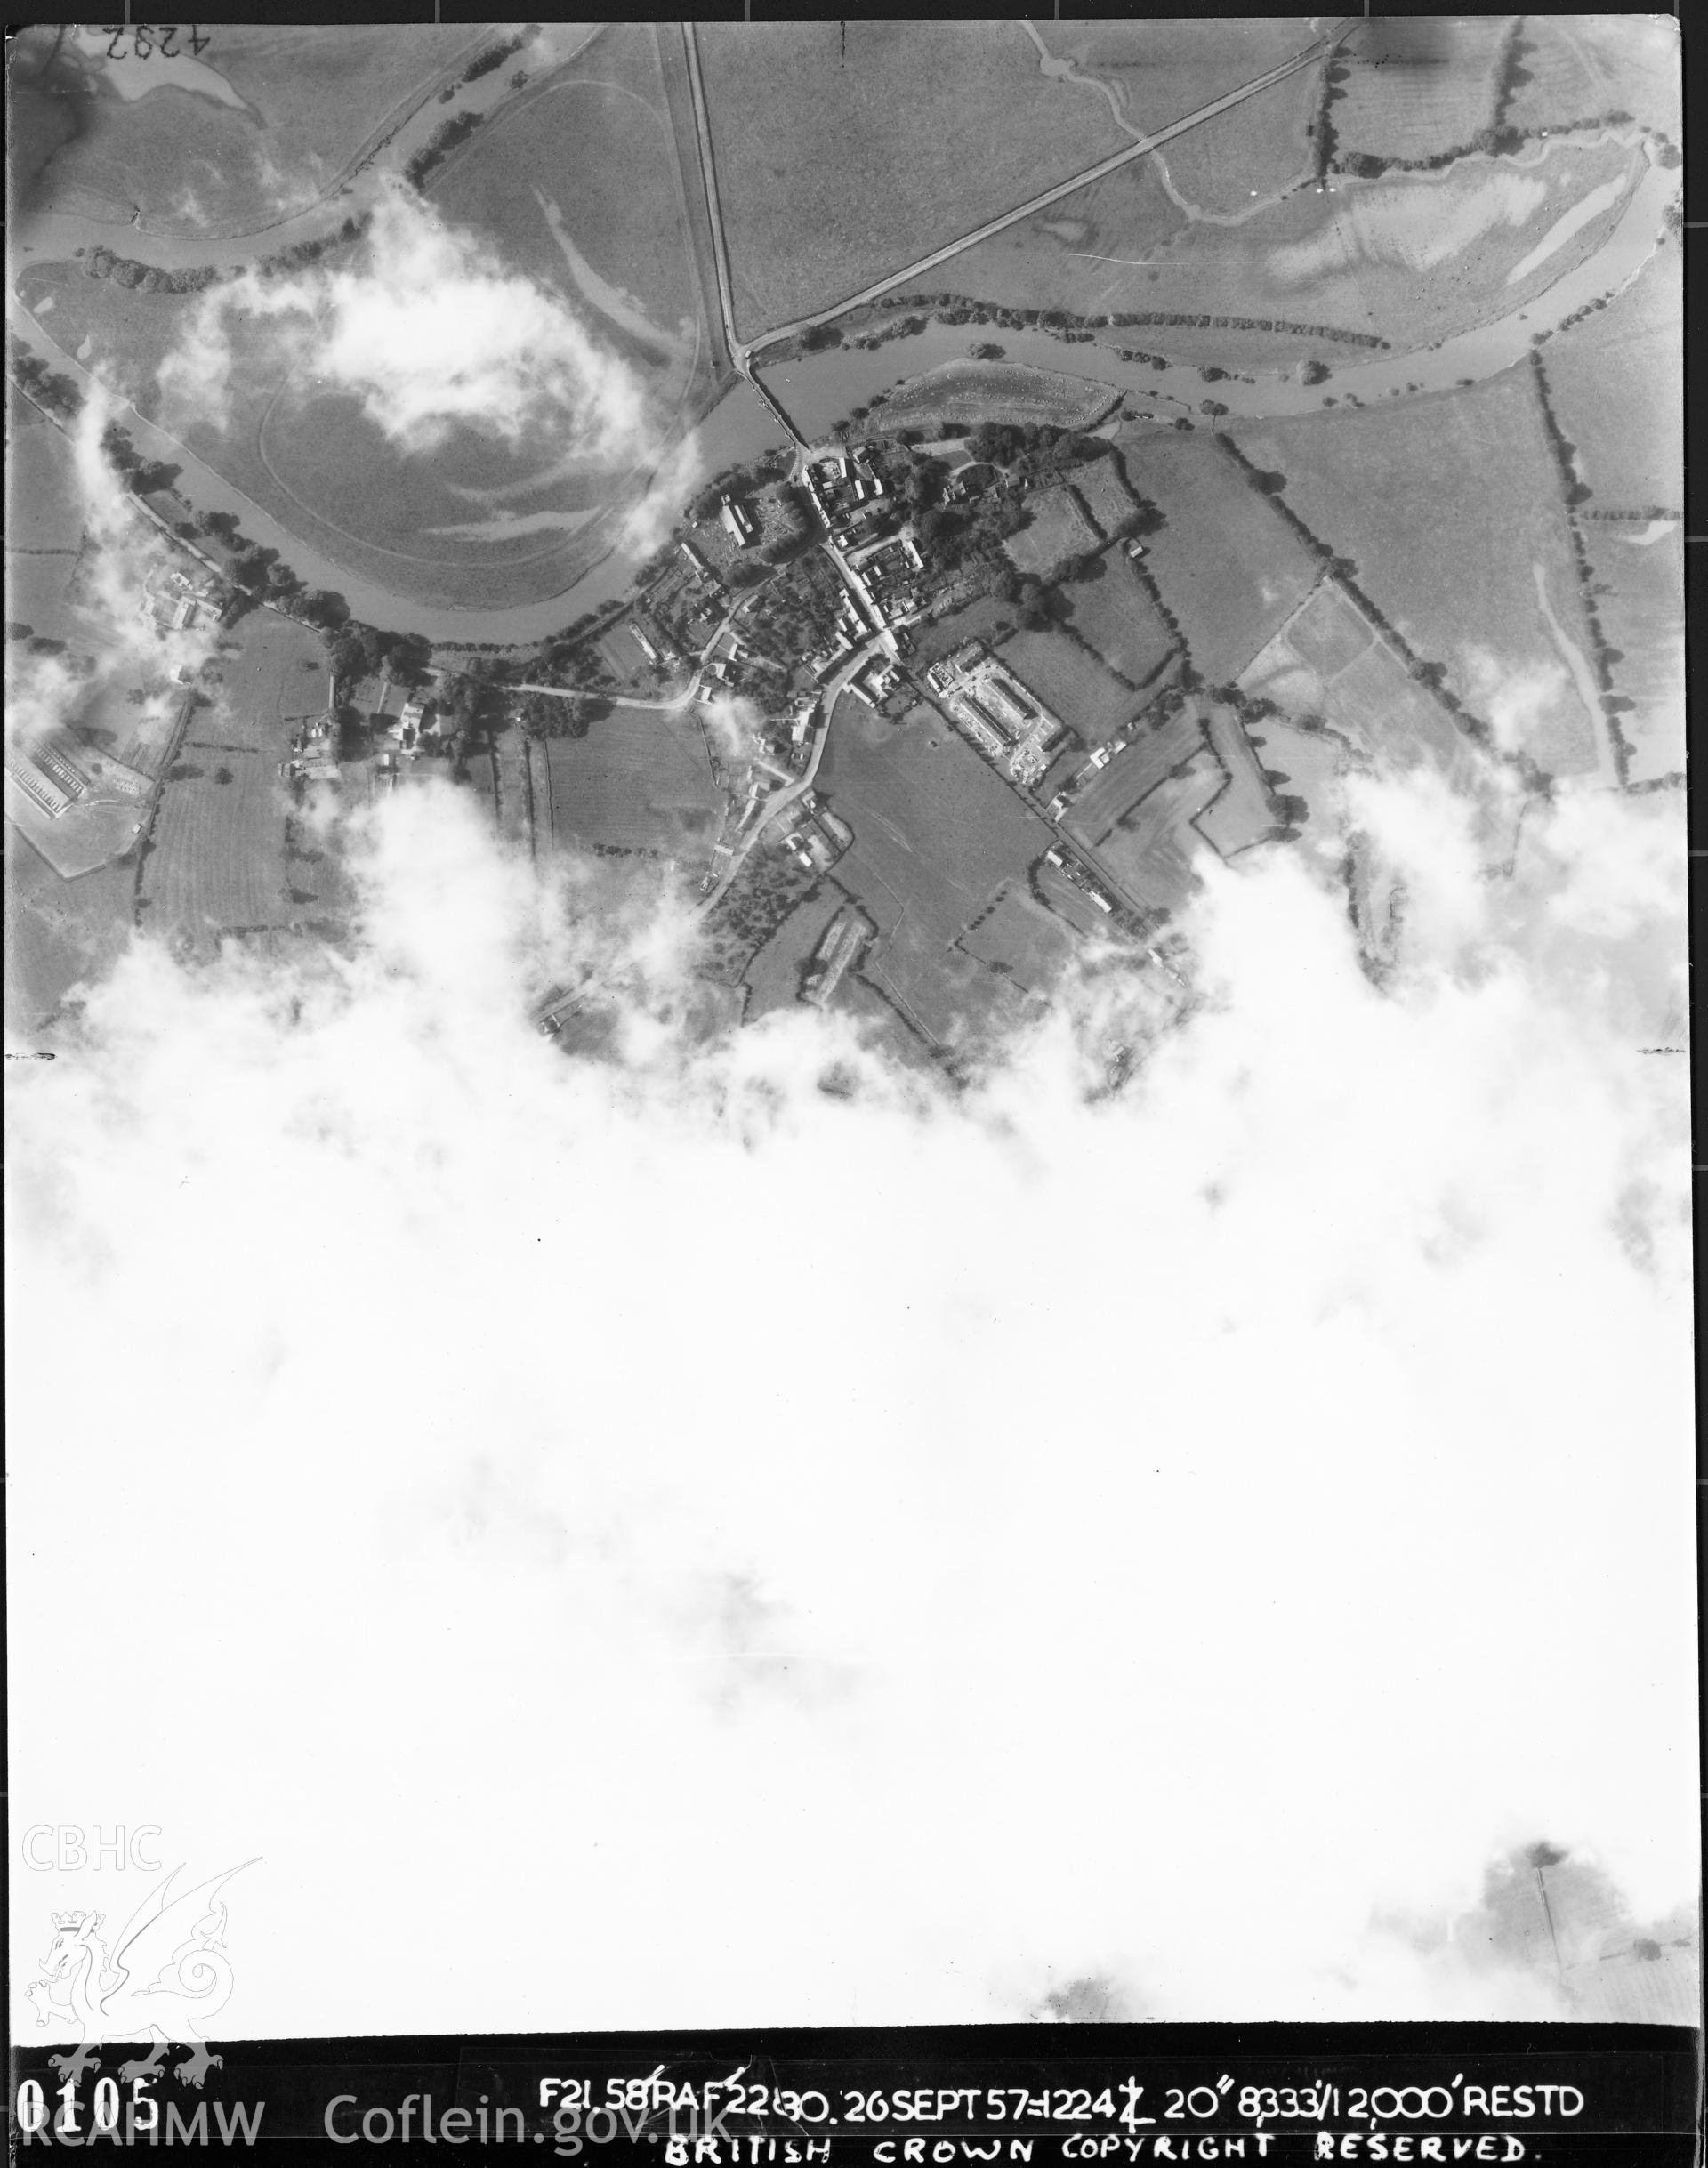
720 496 755 547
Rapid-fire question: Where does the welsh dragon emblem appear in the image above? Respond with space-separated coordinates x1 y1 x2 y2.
25 1862 256 2089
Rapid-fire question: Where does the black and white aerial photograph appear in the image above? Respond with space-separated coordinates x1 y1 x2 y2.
5 10 1696 2145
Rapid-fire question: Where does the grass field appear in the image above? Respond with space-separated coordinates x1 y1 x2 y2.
1581 525 1683 783
6 842 137 1031
907 593 1016 668
1540 253 1681 512
1064 705 1205 844
1503 17 1679 139
35 26 476 233
1036 19 1317 137
6 412 86 553
698 20 1124 340
743 884 847 1019
1154 62 1318 214
1284 582 1370 679
1197 700 1277 857
862 359 1113 438
540 708 721 862
1242 713 1347 832
19 222 680 615
1060 552 1177 688
996 626 1138 748
1121 432 1320 683
1069 455 1140 542
957 882 1075 993
1033 858 1113 938
927 157 1188 320
431 25 703 383
1328 19 1507 166
1092 746 1223 912
818 691 1051 1046
1241 601 1478 786
137 609 332 946
1232 368 1599 746
1003 486 1101 578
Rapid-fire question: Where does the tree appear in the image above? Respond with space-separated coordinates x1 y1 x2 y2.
1300 359 1331 386
298 589 350 631
801 322 843 351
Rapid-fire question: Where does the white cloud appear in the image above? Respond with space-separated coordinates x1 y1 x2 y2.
6 392 225 770
159 179 664 464
6 756 1693 2036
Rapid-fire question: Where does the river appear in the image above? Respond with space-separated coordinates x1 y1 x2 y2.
9 109 1675 643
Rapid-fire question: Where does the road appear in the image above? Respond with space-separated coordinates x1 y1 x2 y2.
696 632 884 910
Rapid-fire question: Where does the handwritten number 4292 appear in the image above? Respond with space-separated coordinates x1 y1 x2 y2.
103 27 212 60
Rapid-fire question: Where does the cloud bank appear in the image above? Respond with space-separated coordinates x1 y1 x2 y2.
7 755 1694 2038
159 180 664 464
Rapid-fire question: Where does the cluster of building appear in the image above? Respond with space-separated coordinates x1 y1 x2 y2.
1042 845 1117 917
849 655 902 708
137 567 214 634
924 644 1066 786
1045 711 1159 820
801 902 873 1009
718 496 756 549
845 529 923 621
802 451 886 540
278 711 342 785
779 796 853 878
6 733 88 820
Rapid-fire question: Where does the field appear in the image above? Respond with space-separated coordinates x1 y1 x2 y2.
1002 487 1101 579
17 211 689 617
1035 20 1317 138
6 842 137 1031
1196 701 1277 858
1239 592 1481 786
1541 253 1681 513
596 622 665 691
1063 705 1205 845
6 409 85 552
928 157 1188 320
1232 368 1601 757
1253 136 1644 354
1581 525 1683 783
1091 746 1223 912
1503 17 1680 140
1327 19 1508 166
697 20 1124 339
1068 455 1140 543
1153 63 1319 214
539 708 722 863
931 126 1647 361
816 693 1051 1047
907 593 1016 668
861 359 1113 437
1033 858 1114 938
995 627 1138 748
957 882 1075 994
743 885 847 1020
1060 553 1178 688
137 610 333 947
23 25 478 233
1242 713 1347 832
1120 432 1321 683
431 26 704 386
